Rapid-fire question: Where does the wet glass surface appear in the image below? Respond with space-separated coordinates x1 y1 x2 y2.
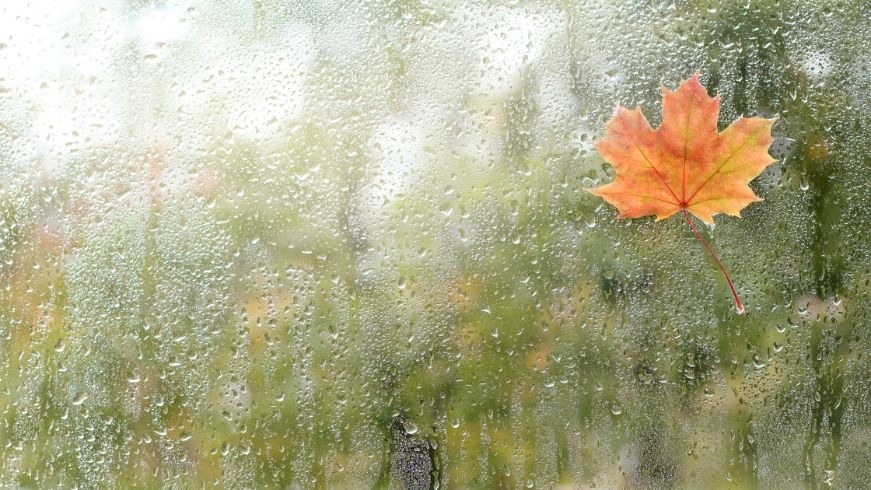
1 1 870 487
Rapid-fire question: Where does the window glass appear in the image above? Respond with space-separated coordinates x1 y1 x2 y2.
1 1 869 487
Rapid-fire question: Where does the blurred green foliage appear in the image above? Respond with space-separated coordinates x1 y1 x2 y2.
1 0 870 488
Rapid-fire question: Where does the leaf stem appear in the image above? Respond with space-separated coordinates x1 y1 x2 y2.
681 208 744 314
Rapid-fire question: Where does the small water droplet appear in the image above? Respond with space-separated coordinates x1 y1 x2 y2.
72 392 88 405
752 355 765 369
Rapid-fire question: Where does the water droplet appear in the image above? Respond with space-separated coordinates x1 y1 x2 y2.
72 392 88 405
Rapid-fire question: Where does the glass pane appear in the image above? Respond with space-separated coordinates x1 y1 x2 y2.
1 1 869 487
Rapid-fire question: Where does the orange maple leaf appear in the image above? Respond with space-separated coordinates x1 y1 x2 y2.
587 72 777 313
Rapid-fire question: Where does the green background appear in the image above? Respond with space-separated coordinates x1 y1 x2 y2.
0 0 869 488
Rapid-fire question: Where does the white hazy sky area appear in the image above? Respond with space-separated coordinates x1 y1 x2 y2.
0 1 595 209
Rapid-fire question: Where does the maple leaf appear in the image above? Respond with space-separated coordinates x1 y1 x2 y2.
587 71 776 313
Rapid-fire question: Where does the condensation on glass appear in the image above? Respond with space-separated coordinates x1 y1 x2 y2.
0 1 869 488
